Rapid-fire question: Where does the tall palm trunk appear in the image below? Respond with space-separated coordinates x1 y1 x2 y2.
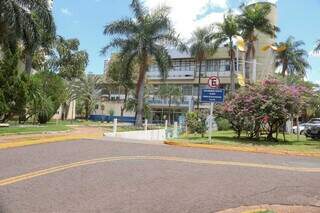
135 51 148 126
25 51 33 74
229 39 235 93
245 39 255 80
197 60 202 110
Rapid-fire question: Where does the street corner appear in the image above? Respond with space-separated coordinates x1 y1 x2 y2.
216 205 320 213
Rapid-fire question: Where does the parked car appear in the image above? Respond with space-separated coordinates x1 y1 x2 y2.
304 118 320 139
292 123 306 135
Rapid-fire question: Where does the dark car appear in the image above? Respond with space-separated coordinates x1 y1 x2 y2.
305 118 320 139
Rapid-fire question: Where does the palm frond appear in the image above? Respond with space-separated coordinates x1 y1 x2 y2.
103 19 137 35
130 0 146 22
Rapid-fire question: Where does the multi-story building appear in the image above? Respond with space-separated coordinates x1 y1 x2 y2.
99 2 277 123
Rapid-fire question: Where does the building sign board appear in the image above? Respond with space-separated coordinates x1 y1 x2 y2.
208 76 220 88
201 89 225 103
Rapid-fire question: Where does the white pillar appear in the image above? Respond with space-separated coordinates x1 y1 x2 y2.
252 59 257 83
165 120 168 130
113 118 117 136
173 122 178 138
144 119 148 131
296 116 300 141
236 48 239 72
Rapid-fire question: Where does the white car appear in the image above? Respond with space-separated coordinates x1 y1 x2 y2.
292 123 306 135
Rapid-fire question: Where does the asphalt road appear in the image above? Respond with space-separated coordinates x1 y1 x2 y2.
0 139 319 213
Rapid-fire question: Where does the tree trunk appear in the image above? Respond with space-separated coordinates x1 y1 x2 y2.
121 87 128 117
281 59 288 77
197 60 202 110
85 100 89 120
25 51 33 74
229 41 235 93
135 51 148 127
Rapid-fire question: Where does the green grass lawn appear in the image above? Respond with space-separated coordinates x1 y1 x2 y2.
176 130 320 153
0 123 71 136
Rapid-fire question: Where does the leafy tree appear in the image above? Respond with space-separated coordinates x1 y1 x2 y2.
48 36 89 80
0 50 28 122
157 84 182 124
274 36 310 77
189 27 215 109
208 12 240 92
26 70 67 124
102 0 184 126
238 3 279 73
0 0 56 73
46 36 89 120
107 56 136 116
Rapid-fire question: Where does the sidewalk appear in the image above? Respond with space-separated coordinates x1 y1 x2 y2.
0 127 105 149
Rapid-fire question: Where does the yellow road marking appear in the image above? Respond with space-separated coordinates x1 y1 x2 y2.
0 134 102 150
0 156 319 186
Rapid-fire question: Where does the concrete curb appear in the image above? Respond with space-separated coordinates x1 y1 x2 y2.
0 130 71 137
164 141 320 158
216 204 320 213
0 134 102 150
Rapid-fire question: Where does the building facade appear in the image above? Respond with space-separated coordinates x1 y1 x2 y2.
99 2 277 123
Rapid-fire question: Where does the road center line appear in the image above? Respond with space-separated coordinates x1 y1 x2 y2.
1 156 319 186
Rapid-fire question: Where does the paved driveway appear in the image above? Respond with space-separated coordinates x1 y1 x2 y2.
0 139 319 212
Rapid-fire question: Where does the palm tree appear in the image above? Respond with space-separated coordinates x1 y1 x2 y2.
189 27 215 110
208 12 240 93
274 36 310 77
314 39 320 52
238 3 279 76
102 0 183 126
0 0 56 73
157 84 182 124
75 75 102 120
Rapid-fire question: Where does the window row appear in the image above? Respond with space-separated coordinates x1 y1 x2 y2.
149 59 238 73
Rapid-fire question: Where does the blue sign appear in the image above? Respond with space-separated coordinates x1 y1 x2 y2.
201 89 225 103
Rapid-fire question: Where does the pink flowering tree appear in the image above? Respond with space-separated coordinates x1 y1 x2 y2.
216 78 312 141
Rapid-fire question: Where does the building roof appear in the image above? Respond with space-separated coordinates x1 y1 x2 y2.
167 48 191 59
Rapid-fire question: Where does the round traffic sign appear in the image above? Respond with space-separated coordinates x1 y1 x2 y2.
208 76 220 88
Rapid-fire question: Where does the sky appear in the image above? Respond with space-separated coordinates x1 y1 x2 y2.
52 0 320 83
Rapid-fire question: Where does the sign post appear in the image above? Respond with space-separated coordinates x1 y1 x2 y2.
209 102 214 143
201 76 225 143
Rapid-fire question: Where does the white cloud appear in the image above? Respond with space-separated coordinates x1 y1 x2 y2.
247 0 278 4
310 50 320 58
61 8 72 16
142 0 228 40
142 0 279 40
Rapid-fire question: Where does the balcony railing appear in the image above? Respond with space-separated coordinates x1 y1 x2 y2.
147 70 236 80
147 70 195 80
146 96 194 107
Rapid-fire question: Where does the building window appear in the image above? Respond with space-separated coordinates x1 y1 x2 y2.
220 60 230 72
182 85 193 96
206 60 214 72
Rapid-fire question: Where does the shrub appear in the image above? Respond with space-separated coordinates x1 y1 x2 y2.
186 112 207 137
216 78 312 141
216 117 231 131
